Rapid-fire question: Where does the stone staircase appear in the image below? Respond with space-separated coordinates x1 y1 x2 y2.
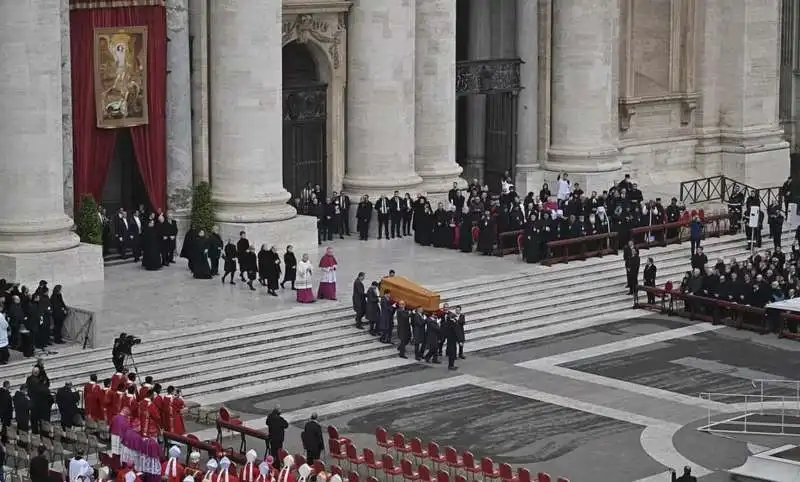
3 230 790 408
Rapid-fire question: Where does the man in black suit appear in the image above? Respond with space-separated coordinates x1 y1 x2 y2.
1 381 12 443
301 412 324 465
13 384 30 433
266 406 288 469
56 382 80 429
670 466 697 482
128 209 143 262
114 209 129 258
396 302 411 358
356 196 373 241
334 191 351 236
390 191 403 238
236 231 250 282
352 272 366 329
374 195 390 240
29 444 49 482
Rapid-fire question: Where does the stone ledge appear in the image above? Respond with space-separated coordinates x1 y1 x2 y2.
0 243 103 288
218 215 318 260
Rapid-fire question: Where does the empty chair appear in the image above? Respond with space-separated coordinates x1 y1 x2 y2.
426 442 446 470
381 454 402 482
346 443 366 473
348 473 360 482
444 447 462 475
367 477 379 482
410 438 428 464
556 478 570 482
328 425 352 446
401 459 419 482
418 465 432 482
499 463 515 482
393 433 411 457
376 427 394 453
435 471 449 482
537 473 552 482
330 439 349 467
363 448 383 477
517 468 532 482
480 457 500 482
462 451 481 480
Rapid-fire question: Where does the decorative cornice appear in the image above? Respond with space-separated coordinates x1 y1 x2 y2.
282 13 346 70
282 0 352 15
69 0 164 9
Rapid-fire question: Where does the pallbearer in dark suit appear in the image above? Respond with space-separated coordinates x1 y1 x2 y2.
423 315 441 364
390 191 403 238
236 231 250 282
366 282 380 335
356 196 373 241
378 292 396 343
412 308 426 361
443 313 459 370
352 272 366 329
643 257 657 303
281 246 297 290
396 302 411 358
330 195 344 239
375 195 390 240
222 239 237 285
454 306 466 359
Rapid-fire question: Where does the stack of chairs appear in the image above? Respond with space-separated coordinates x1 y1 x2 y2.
323 425 571 482
2 417 110 482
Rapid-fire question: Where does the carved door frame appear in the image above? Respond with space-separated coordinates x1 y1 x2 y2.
282 1 351 196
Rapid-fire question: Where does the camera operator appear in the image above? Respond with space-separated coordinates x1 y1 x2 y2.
112 333 141 372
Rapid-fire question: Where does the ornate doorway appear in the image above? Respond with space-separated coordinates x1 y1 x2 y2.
283 41 328 205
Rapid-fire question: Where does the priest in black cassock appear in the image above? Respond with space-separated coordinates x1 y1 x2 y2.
477 212 496 255
180 226 197 272
141 220 162 271
281 246 297 290
523 215 542 263
208 226 223 275
265 246 281 296
459 213 474 253
257 245 270 286
191 230 213 279
222 239 237 285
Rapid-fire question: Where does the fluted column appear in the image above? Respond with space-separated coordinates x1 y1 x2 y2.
414 0 463 195
166 0 193 213
343 0 422 199
0 0 79 253
515 0 544 195
464 0 491 183
547 0 621 188
209 0 294 222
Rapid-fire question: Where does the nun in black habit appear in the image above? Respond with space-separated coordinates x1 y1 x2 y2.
416 203 434 246
265 246 281 296
257 245 269 286
477 212 496 255
180 227 197 271
432 203 448 248
191 230 213 279
523 216 542 263
459 213 474 253
141 220 162 271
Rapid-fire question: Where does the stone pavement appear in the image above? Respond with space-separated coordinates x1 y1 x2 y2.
188 315 800 482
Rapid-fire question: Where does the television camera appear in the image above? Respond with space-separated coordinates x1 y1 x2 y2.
112 332 142 372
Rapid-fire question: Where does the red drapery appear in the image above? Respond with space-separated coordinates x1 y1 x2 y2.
70 2 167 211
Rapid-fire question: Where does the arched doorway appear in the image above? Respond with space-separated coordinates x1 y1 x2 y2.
102 129 150 215
283 41 328 208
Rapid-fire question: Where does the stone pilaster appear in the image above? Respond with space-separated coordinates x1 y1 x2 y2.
546 0 622 191
464 0 491 184
716 0 790 187
208 0 316 255
166 0 193 213
515 0 544 196
343 0 422 199
414 0 464 196
189 0 209 184
0 0 103 286
61 0 74 217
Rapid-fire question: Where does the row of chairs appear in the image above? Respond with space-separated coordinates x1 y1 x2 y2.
3 421 105 467
326 425 570 482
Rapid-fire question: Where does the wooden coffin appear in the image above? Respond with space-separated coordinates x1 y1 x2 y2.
379 276 441 313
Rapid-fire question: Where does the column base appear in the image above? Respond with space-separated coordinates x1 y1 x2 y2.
217 215 319 261
342 173 423 201
543 170 622 194
0 243 104 287
720 128 790 187
514 163 546 196
416 164 466 197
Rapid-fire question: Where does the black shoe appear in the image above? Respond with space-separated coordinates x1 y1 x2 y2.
459 355 465 360
356 324 364 329
448 366 458 371
399 354 408 359
230 281 236 285
270 291 278 297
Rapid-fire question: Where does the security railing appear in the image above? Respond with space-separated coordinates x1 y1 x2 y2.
698 391 800 437
679 175 783 212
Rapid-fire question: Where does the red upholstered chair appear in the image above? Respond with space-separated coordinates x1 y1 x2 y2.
427 442 447 470
347 441 366 473
460 451 481 480
401 459 419 482
499 463 516 482
698 208 705 221
329 439 348 467
472 226 480 242
279 448 289 461
218 407 242 425
328 425 352 446
364 448 383 477
517 469 531 482
444 447 462 474
294 455 306 467
480 457 500 482
382 454 403 482
410 438 428 464
367 477 379 482
311 461 325 476
436 471 449 482
537 473 552 482
664 280 674 292
394 433 411 457
557 478 570 482
418 465 432 482
187 434 200 441
349 473 360 482
376 427 394 453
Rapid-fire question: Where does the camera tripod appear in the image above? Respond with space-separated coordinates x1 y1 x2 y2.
123 353 139 374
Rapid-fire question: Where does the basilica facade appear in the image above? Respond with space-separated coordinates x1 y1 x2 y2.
0 0 798 284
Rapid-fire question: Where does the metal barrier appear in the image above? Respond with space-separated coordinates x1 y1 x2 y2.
699 391 800 436
679 175 782 212
64 305 96 349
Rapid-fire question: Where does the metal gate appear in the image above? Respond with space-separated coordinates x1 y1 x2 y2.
456 58 521 191
282 83 327 203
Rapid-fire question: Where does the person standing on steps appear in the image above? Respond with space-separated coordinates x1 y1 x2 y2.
237 231 250 282
626 247 640 296
222 239 237 285
378 291 395 343
243 246 258 291
689 215 703 256
412 308 426 361
643 258 657 304
396 301 411 358
266 406 288 470
423 314 441 364
352 272 366 329
366 282 380 334
454 306 466 360
443 312 459 370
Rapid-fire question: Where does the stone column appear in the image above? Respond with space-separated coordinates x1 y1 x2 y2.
61 0 75 217
414 0 464 197
189 0 210 184
546 0 622 191
166 0 193 213
464 0 491 184
515 0 544 196
343 0 422 199
716 0 789 187
208 0 316 254
0 0 103 285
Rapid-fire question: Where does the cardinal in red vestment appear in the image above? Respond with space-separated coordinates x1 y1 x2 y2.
217 457 239 482
138 393 161 438
162 445 186 482
184 452 204 482
110 370 128 392
163 386 187 435
83 375 102 421
202 459 218 482
107 385 126 423
254 462 273 482
138 376 154 400
276 456 296 482
316 248 338 300
121 387 139 417
240 450 258 482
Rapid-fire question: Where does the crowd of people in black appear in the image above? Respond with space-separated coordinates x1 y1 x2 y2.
98 204 180 271
0 279 68 364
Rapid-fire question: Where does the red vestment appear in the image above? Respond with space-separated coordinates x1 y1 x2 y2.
121 394 139 418
107 390 124 423
161 459 186 482
84 383 103 421
138 384 153 401
214 472 240 482
138 399 161 437
171 396 187 435
240 463 257 482
110 373 126 392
